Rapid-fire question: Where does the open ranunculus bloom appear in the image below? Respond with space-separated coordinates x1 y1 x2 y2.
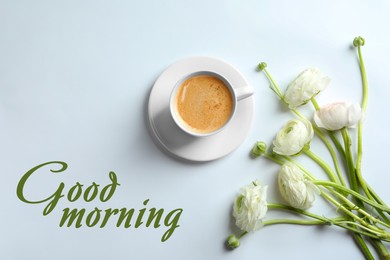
278 162 318 210
314 102 362 131
284 67 330 109
273 118 314 156
232 180 268 232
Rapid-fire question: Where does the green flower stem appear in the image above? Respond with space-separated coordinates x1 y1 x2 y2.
339 126 385 260
239 201 385 242
370 239 390 259
329 189 390 229
328 131 346 159
238 231 247 239
367 184 389 207
365 183 390 225
269 202 389 241
291 109 306 120
322 191 359 220
339 128 386 228
353 41 381 212
337 220 390 241
356 122 370 200
263 219 325 226
261 67 285 103
355 37 369 113
320 176 389 257
319 191 374 231
313 180 390 213
263 152 285 165
235 218 331 242
377 211 390 226
233 219 327 241
268 203 330 222
311 97 320 111
303 149 339 183
341 128 360 194
269 203 351 228
354 234 375 260
314 126 346 186
352 164 372 206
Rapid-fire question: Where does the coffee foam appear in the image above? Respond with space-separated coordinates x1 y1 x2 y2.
174 75 233 134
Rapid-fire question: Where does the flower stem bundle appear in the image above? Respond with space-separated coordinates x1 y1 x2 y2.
226 37 390 259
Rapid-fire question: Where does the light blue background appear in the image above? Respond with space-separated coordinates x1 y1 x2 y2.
1 0 390 259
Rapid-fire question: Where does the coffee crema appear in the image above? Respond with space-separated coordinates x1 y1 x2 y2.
174 75 233 134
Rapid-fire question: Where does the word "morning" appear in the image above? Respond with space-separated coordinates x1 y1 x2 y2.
16 161 183 242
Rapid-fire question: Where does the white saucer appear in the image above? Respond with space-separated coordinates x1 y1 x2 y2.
147 56 254 162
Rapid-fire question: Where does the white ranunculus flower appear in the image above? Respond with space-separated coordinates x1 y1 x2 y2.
233 180 268 232
278 162 318 210
314 102 362 131
284 67 330 109
273 118 314 156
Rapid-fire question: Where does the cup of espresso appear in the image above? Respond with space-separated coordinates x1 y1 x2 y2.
170 71 253 137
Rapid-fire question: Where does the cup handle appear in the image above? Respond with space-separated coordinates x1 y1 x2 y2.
235 85 254 101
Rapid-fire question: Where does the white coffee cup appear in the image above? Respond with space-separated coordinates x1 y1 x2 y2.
169 71 253 137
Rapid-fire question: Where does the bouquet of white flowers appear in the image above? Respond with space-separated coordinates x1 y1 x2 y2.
226 37 390 259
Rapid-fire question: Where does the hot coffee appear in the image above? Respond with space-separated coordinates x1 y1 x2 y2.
173 75 233 134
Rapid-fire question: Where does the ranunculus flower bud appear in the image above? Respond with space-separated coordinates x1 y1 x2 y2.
313 102 362 131
284 68 330 109
273 118 314 156
278 162 318 210
226 234 240 249
251 141 267 158
233 180 268 232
